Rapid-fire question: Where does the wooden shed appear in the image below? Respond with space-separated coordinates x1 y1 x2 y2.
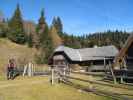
114 33 133 70
49 45 118 72
112 34 133 82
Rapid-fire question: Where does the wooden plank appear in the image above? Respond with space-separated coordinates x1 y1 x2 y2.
71 71 105 77
109 62 117 84
64 75 133 90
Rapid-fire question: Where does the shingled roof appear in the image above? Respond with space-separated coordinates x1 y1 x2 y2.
54 45 118 61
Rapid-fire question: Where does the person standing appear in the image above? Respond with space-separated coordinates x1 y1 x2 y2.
7 58 16 80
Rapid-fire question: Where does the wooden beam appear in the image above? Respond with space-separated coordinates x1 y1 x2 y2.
51 68 54 85
109 62 117 84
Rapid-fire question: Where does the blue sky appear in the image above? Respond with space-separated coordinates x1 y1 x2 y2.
0 0 133 35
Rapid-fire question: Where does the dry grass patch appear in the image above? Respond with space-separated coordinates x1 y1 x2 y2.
0 76 112 100
0 38 36 74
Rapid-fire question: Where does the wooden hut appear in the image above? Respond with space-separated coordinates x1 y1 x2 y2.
112 34 133 82
114 33 133 70
49 45 118 72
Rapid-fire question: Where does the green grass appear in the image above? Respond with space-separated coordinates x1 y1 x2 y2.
0 76 112 100
0 71 132 100
69 73 133 99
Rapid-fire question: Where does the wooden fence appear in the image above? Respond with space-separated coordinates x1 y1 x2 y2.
58 71 133 100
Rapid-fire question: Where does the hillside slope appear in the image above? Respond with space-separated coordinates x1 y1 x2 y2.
0 38 36 74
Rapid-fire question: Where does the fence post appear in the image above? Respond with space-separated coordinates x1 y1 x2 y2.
120 76 124 83
23 64 27 76
63 67 66 80
109 62 117 84
63 68 66 76
89 75 93 89
104 57 107 74
120 70 125 84
28 62 31 77
51 68 54 85
31 63 33 76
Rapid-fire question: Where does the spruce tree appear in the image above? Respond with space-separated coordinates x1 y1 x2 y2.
52 16 63 34
35 9 47 48
57 17 63 33
0 23 8 37
0 10 4 22
8 4 26 44
0 16 8 37
35 9 53 64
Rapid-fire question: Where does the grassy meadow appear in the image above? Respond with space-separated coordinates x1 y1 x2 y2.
0 76 113 100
